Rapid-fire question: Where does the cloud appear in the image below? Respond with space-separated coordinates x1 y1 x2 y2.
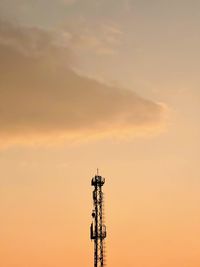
71 32 118 55
61 19 123 56
0 21 165 145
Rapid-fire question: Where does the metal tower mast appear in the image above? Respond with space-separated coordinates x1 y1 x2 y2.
90 171 107 267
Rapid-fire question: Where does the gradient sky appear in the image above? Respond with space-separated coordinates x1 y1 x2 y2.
0 1 200 267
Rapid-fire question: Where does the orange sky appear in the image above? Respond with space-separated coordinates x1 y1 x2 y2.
0 1 200 267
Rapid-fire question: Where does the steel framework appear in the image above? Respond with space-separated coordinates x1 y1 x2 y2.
90 172 107 267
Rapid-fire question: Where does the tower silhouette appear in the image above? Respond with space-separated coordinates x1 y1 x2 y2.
90 171 107 267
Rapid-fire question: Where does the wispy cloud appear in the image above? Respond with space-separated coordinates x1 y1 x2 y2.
0 21 165 146
60 18 124 56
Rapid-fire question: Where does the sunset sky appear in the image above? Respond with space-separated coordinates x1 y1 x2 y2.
0 1 200 267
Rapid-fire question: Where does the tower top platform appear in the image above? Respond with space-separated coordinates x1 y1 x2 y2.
91 175 105 186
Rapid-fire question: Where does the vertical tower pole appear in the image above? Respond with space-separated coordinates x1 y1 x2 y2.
90 172 107 267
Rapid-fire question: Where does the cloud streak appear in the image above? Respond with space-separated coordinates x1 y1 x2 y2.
0 21 165 145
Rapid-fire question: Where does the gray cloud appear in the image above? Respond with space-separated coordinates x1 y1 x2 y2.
0 21 165 143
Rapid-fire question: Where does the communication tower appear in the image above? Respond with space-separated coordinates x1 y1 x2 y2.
90 170 107 267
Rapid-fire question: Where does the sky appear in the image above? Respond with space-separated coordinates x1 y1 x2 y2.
0 1 200 267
